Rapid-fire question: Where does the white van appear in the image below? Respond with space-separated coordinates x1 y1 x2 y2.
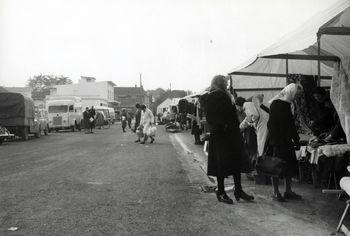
46 96 83 132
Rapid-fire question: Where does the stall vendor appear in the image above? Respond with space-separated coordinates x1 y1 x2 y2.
309 87 345 141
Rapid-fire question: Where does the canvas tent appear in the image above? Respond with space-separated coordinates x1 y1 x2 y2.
229 0 350 102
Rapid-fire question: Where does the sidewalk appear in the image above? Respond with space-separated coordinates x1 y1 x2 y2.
171 128 347 236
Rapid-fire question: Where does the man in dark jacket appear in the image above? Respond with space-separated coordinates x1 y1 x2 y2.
83 107 91 134
134 104 142 142
206 75 254 204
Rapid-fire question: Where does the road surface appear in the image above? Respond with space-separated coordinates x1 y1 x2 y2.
0 124 344 235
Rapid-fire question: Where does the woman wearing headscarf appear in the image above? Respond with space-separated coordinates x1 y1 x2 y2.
267 83 303 202
206 75 254 204
240 97 269 158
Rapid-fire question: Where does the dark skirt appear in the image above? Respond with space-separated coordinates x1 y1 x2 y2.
273 142 298 178
207 132 242 177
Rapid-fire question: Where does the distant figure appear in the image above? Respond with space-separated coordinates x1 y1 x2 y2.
95 111 104 129
127 111 133 129
89 106 96 132
121 108 127 133
134 104 142 142
83 107 91 133
140 104 155 144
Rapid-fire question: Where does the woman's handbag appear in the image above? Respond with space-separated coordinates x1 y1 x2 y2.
256 141 286 177
256 155 286 177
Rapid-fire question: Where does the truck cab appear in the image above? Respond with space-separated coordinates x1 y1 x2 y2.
46 96 83 132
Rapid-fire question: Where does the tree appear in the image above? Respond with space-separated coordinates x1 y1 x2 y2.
27 74 72 100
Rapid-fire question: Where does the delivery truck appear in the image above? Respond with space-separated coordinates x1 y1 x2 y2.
46 96 83 132
0 93 41 140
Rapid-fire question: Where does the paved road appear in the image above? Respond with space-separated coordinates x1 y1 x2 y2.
0 124 344 235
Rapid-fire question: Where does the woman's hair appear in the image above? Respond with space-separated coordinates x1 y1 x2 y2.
235 97 246 107
140 104 146 109
135 103 141 108
210 75 226 91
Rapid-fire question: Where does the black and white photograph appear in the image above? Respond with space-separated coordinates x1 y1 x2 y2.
1 0 350 235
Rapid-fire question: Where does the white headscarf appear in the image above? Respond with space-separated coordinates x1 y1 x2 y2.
269 83 302 104
243 102 259 123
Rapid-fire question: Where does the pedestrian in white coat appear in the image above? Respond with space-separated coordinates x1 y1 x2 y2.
140 105 155 144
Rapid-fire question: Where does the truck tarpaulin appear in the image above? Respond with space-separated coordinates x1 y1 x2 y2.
0 93 35 126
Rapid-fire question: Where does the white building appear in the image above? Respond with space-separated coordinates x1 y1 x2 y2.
50 76 117 108
156 98 181 115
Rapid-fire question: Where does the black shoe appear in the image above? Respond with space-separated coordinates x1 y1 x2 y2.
284 191 302 200
273 193 286 202
216 192 234 204
140 141 145 144
135 140 140 143
234 189 254 202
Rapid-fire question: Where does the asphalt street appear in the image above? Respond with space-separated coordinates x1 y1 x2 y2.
0 124 346 236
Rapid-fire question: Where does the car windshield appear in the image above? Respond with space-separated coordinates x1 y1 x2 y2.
48 105 68 113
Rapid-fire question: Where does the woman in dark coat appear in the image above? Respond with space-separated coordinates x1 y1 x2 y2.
206 75 254 204
267 83 302 202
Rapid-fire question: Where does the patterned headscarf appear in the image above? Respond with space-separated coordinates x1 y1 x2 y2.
269 83 303 104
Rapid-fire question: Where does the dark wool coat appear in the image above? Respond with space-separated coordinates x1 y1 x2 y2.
267 99 300 177
83 110 91 129
206 89 245 177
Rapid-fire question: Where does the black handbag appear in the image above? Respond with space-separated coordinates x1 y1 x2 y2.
255 137 286 177
256 155 286 177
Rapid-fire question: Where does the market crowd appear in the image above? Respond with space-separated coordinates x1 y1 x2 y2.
201 75 346 204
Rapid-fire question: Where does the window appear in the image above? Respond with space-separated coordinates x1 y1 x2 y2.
48 105 68 113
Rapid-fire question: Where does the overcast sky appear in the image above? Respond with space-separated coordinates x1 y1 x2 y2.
0 0 340 92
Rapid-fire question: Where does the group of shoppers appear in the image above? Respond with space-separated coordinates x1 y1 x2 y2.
83 106 96 134
206 75 303 204
133 104 156 144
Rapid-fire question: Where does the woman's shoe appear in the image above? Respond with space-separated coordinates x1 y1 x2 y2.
216 192 234 204
273 193 286 202
234 189 254 202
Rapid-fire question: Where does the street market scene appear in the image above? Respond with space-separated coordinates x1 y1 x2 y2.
1 0 350 235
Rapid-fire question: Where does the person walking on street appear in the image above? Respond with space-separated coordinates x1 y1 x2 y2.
121 108 127 133
206 75 254 204
89 106 96 133
267 83 303 202
134 104 142 142
140 105 155 144
83 107 91 134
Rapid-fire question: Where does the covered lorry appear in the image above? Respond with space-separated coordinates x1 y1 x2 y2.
0 93 41 140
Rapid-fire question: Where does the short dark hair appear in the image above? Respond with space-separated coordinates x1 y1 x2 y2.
140 104 146 109
235 97 246 107
135 103 140 108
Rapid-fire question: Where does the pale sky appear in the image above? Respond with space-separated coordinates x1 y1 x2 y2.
0 0 340 92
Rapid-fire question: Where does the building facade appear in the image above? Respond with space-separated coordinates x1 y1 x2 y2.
50 76 117 108
114 86 150 111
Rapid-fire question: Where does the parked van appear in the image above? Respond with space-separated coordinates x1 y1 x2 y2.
46 96 83 132
0 93 41 140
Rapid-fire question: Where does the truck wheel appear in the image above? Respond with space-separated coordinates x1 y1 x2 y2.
35 127 41 138
22 127 29 141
